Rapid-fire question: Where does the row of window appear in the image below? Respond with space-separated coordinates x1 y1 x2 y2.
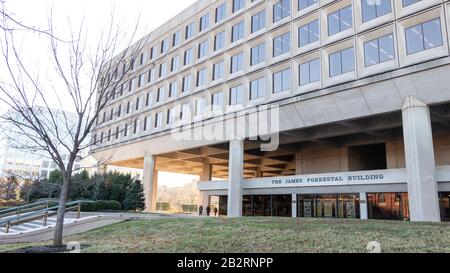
104 14 444 109
101 0 427 87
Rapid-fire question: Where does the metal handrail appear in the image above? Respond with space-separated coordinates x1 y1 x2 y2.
0 200 58 217
0 201 83 234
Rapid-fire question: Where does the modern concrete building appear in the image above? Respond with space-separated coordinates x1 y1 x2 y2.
92 0 450 222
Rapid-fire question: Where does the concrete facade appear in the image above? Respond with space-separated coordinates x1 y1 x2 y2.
92 0 450 221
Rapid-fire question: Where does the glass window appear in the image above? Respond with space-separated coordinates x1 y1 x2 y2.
402 0 420 7
155 112 162 128
328 5 353 36
197 68 207 87
232 21 245 43
169 82 178 98
368 193 410 220
185 23 195 40
231 52 244 74
329 47 355 77
214 31 225 51
200 13 210 32
299 0 318 11
251 10 266 33
364 34 395 67
216 3 227 23
182 75 192 92
173 31 181 47
213 61 225 80
299 19 319 47
198 40 208 59
273 32 291 57
273 0 291 23
171 55 179 72
196 97 206 115
230 85 244 105
167 108 176 124
184 48 193 65
405 18 443 55
211 92 224 111
273 68 291 93
361 0 391 23
250 77 265 100
233 0 244 13
160 39 168 54
251 43 266 66
299 59 320 86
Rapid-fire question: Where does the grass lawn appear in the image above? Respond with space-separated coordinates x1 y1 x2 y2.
1 217 449 253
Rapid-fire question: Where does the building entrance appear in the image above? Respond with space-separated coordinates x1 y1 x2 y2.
297 194 360 219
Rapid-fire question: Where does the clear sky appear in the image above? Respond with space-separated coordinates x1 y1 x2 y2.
1 0 199 188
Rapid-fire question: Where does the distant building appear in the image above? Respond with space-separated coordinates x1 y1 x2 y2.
0 107 82 179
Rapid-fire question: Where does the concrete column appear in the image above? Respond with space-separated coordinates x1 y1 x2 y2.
143 155 158 212
227 139 244 217
199 160 212 215
402 96 440 222
359 192 368 220
295 152 303 175
97 165 107 175
292 194 297 218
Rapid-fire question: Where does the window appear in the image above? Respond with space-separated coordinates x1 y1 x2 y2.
273 32 291 57
250 77 265 100
155 112 162 128
145 93 152 107
167 108 176 124
143 117 149 132
135 97 140 111
230 85 244 105
197 68 207 87
402 0 420 7
159 62 166 78
364 34 395 67
169 82 178 98
299 19 319 47
273 68 291 93
211 92 224 111
214 31 225 51
133 120 138 134
405 18 443 55
231 52 244 74
149 47 155 60
182 75 192 92
148 69 155 83
329 47 355 77
252 10 266 33
299 59 320 86
200 13 210 32
126 101 130 114
251 43 266 66
299 0 318 11
328 6 353 36
181 103 191 120
233 0 244 13
157 87 165 103
213 61 225 81
216 3 227 23
185 23 194 40
198 40 208 59
232 21 245 43
184 48 193 65
161 39 168 54
115 127 120 139
196 97 206 116
124 125 128 137
171 55 179 72
173 31 181 47
139 52 145 66
361 0 391 23
273 0 290 23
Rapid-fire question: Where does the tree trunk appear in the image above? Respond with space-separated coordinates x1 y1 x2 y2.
53 173 71 246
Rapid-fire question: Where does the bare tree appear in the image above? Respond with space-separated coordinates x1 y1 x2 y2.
0 2 148 246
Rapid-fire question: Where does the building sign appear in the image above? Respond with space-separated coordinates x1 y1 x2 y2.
198 169 408 191
270 174 386 186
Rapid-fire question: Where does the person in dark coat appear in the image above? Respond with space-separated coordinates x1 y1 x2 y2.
199 205 203 215
206 206 211 216
213 207 218 217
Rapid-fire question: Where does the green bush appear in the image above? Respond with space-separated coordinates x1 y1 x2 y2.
81 200 122 212
181 205 198 213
